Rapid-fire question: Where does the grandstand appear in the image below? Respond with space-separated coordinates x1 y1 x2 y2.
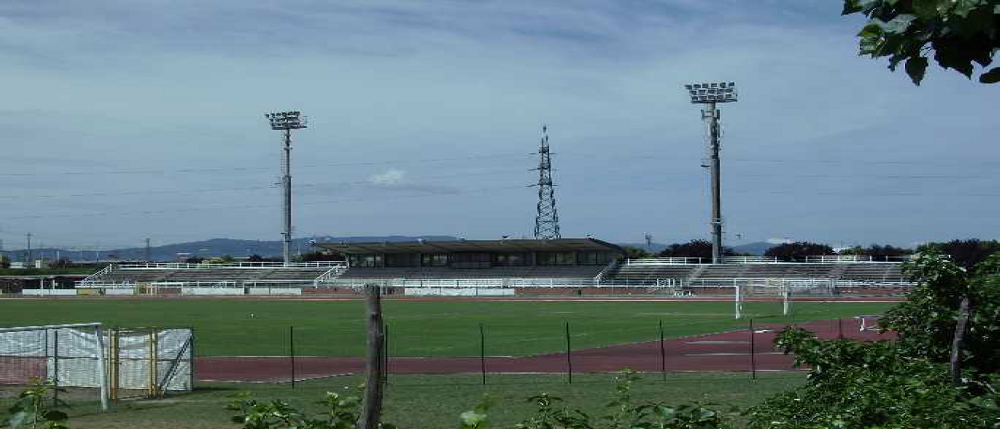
69 238 913 297
76 262 345 295
604 258 910 285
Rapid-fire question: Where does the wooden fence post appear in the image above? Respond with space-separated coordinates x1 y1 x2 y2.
359 284 386 429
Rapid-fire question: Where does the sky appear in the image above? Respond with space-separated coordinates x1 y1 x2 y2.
1 0 998 251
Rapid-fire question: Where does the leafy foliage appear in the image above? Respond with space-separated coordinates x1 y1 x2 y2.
746 250 1000 428
883 250 1000 373
621 246 653 259
227 372 732 429
6 379 71 429
839 244 913 259
764 242 834 261
227 390 395 429
842 0 1000 84
917 239 1000 270
656 240 741 259
468 370 732 429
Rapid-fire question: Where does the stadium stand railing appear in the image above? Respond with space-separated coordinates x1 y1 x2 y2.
75 262 347 290
804 255 912 263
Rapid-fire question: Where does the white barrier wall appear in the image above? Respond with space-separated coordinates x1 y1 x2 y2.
104 289 136 296
181 287 245 296
21 289 78 296
248 288 303 296
405 287 515 297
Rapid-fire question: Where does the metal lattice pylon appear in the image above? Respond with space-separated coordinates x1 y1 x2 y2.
533 125 561 239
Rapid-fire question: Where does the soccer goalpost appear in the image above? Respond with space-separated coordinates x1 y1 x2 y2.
734 279 832 319
0 323 109 411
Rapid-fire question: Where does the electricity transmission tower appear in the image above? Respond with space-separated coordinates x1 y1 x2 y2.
532 125 561 240
265 111 307 265
683 82 738 264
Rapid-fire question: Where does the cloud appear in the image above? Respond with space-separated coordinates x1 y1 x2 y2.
368 169 407 186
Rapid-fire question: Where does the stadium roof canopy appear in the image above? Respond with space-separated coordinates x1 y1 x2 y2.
314 238 624 255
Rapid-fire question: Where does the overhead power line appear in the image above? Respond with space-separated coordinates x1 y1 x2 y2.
1 184 528 221
0 168 525 200
0 153 534 177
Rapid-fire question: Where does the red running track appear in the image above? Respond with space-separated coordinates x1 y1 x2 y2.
196 318 892 382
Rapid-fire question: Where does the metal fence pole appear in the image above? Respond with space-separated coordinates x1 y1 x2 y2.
565 322 572 384
658 320 666 381
290 326 296 388
838 318 844 339
93 325 109 411
53 330 59 405
383 323 389 387
749 318 756 380
479 323 486 385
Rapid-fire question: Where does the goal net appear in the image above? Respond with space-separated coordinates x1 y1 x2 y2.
735 278 834 318
0 324 194 410
0 323 109 411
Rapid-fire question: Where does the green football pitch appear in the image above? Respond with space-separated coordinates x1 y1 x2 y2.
0 298 895 357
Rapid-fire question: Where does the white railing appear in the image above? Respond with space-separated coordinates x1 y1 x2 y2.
804 255 913 263
593 259 621 283
323 277 681 289
76 280 317 289
626 257 707 265
78 263 116 286
626 256 912 265
115 261 346 270
722 256 782 264
313 263 350 287
684 277 915 288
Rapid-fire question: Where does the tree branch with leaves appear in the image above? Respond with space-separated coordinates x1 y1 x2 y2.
843 0 1000 84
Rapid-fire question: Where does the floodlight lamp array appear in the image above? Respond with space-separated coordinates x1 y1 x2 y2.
265 111 307 130
684 82 737 104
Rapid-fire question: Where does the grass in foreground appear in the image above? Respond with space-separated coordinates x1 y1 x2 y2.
0 299 895 357
1 372 806 429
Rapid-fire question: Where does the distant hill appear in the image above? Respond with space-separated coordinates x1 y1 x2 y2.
2 236 458 262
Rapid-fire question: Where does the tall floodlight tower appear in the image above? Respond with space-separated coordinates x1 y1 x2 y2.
683 82 738 264
265 111 308 265
532 125 561 239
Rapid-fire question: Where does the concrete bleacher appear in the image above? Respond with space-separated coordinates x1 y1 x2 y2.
80 263 336 287
601 259 911 285
839 263 907 282
600 264 697 281
337 265 604 280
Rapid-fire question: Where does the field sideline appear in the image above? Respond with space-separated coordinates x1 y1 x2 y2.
0 298 896 357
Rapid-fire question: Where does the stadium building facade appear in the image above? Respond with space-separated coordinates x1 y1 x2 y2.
315 238 623 272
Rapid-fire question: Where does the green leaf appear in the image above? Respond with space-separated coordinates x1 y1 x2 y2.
912 0 941 19
905 56 929 85
980 67 1000 83
884 14 917 34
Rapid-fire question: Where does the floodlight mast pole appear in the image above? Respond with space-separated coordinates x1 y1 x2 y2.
282 128 292 265
265 111 307 266
705 101 723 264
684 82 737 264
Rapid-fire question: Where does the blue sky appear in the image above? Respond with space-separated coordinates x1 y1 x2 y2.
1 0 998 251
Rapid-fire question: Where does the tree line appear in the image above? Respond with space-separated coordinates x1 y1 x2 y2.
622 239 1000 268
